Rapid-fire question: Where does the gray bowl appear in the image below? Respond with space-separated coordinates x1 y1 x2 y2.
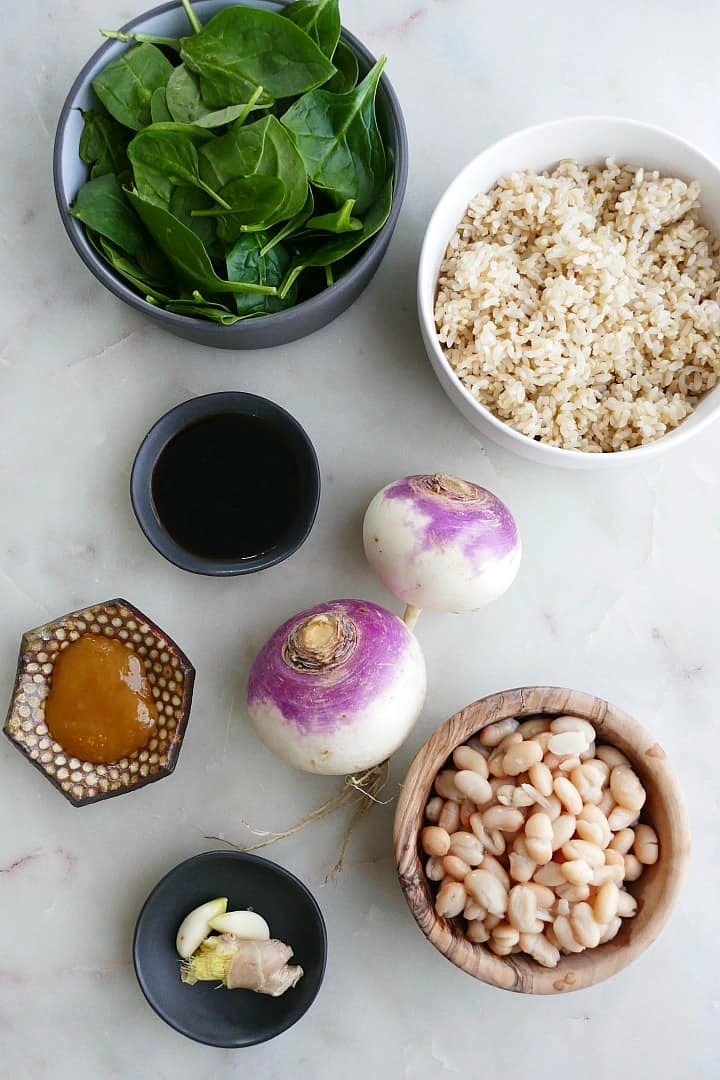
53 0 409 349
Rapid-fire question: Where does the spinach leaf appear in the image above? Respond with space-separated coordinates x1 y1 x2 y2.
165 289 249 323
125 190 279 297
283 0 341 61
166 63 265 128
226 233 298 315
199 115 307 224
278 169 393 297
70 173 148 256
192 176 286 242
281 56 386 214
307 197 361 233
169 185 223 258
180 0 202 35
78 109 130 179
324 40 358 93
150 88 173 123
92 43 173 131
128 126 230 208
180 6 335 107
258 188 314 256
86 228 173 303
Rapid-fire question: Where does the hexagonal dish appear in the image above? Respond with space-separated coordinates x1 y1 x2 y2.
3 598 195 806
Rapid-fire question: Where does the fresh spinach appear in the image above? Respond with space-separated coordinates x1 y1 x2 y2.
78 109 130 179
307 197 361 233
226 233 298 315
150 88 173 123
278 170 392 297
283 0 341 61
324 40 358 93
181 6 335 107
70 173 148 256
92 43 173 131
199 115 307 224
281 56 386 214
126 190 278 297
76 1 395 325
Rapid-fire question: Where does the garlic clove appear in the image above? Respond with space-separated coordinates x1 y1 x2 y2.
208 910 271 941
176 897 228 959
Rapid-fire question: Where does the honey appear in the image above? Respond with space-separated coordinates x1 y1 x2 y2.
45 634 158 764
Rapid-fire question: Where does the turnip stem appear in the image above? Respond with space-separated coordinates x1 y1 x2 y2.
402 604 422 630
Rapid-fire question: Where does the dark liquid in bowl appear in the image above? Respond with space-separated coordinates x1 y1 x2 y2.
151 414 301 561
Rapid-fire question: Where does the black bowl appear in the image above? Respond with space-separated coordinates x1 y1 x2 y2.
131 391 321 575
53 0 409 349
133 851 327 1047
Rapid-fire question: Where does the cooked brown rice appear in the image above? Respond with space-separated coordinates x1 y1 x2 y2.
434 159 720 452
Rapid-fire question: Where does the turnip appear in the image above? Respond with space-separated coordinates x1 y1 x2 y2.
363 473 521 626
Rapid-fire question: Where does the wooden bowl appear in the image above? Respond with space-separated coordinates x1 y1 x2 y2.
394 687 690 994
3 598 195 806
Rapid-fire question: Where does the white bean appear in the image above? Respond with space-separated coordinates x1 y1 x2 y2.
558 755 582 774
553 776 583 815
551 814 577 851
616 890 638 918
571 763 603 805
561 859 594 886
508 885 539 933
561 839 605 868
509 850 536 883
578 804 612 848
591 865 624 887
610 766 646 812
421 826 451 857
449 831 484 866
466 920 490 943
598 789 616 816
544 794 563 822
512 787 536 808
550 716 596 741
482 806 524 833
488 753 509 779
519 932 560 968
525 839 553 865
455 770 493 805
435 770 462 801
442 854 471 881
465 869 508 917
517 719 550 738
453 745 490 778
623 854 643 882
496 784 515 807
479 718 518 747
598 915 622 943
503 740 543 776
594 881 619 925
609 827 635 854
533 863 566 887
553 914 584 953
527 883 555 909
481 853 511 891
571 902 601 948
497 731 524 752
556 882 590 902
585 758 610 785
425 857 445 882
608 805 639 831
435 881 466 918
459 799 474 830
464 898 486 920
425 796 444 824
526 812 553 841
438 799 461 834
529 762 554 798
491 922 520 949
596 744 630 769
548 731 589 757
575 819 604 847
633 823 659 865
604 848 624 868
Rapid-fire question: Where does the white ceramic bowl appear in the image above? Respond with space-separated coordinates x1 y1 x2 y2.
418 116 720 469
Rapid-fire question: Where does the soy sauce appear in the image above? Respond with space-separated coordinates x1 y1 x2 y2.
151 413 301 561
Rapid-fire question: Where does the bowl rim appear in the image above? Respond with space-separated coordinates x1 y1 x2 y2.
2 597 195 806
52 0 409 337
130 391 321 575
393 685 691 994
132 848 328 1047
418 114 720 465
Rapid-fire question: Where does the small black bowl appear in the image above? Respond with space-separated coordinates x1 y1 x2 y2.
53 0 409 349
133 851 327 1047
131 391 320 575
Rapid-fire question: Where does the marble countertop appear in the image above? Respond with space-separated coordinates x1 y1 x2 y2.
2 1 719 1076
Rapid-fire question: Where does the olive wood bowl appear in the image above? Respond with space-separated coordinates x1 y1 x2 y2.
394 686 690 994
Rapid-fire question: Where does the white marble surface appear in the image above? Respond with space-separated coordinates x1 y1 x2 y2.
1 1 719 1076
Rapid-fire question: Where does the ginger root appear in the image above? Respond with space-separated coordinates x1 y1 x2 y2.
181 934 303 996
